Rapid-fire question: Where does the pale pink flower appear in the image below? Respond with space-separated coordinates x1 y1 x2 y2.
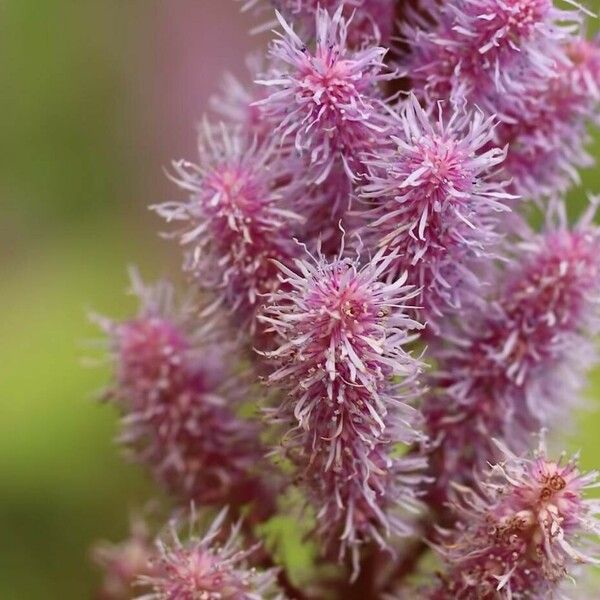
96 273 267 506
424 202 600 501
430 437 600 599
404 0 585 116
256 7 394 183
140 508 284 600
260 248 425 566
361 95 513 322
153 123 303 331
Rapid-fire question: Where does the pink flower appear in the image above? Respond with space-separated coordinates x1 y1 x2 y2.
404 0 584 116
96 272 267 506
430 437 600 599
361 95 513 322
140 508 284 600
260 248 425 566
497 36 600 198
424 202 600 500
256 7 393 183
153 123 303 331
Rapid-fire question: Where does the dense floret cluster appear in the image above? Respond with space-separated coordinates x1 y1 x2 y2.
91 2 600 598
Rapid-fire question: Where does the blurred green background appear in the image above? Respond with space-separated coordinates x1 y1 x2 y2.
1 2 599 598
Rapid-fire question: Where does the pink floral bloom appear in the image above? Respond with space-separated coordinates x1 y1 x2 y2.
260 248 424 565
361 95 513 322
497 36 600 198
153 123 303 331
424 203 600 500
429 437 600 599
256 7 394 183
404 0 584 116
93 517 156 600
140 508 284 600
96 273 267 506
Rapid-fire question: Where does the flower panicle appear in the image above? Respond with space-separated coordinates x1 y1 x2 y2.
360 94 514 323
429 435 600 599
152 122 304 332
97 271 267 507
256 6 394 184
424 201 600 500
260 247 426 564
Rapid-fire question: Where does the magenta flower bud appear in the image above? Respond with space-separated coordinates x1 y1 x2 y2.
140 508 284 600
361 95 513 321
153 123 303 331
260 248 425 566
97 273 266 506
256 7 394 183
424 203 600 500
430 437 600 599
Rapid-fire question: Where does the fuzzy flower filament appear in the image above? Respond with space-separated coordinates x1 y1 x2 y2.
429 439 600 599
261 249 425 564
361 96 513 321
97 273 267 507
256 7 393 183
154 124 302 331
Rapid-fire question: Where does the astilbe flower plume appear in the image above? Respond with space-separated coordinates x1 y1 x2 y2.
428 438 600 599
89 1 600 596
256 7 394 183
139 508 284 600
260 247 425 566
361 94 513 321
404 0 584 116
497 35 600 198
424 203 600 500
153 123 303 331
96 272 267 506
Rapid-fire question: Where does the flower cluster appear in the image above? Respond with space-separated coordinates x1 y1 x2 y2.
429 438 600 599
361 95 513 321
153 124 303 332
403 0 600 197
141 508 284 600
256 7 393 183
95 508 284 600
424 207 600 500
96 272 269 507
260 249 424 566
91 2 600 598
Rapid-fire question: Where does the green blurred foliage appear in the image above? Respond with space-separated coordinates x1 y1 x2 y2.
1 1 600 599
